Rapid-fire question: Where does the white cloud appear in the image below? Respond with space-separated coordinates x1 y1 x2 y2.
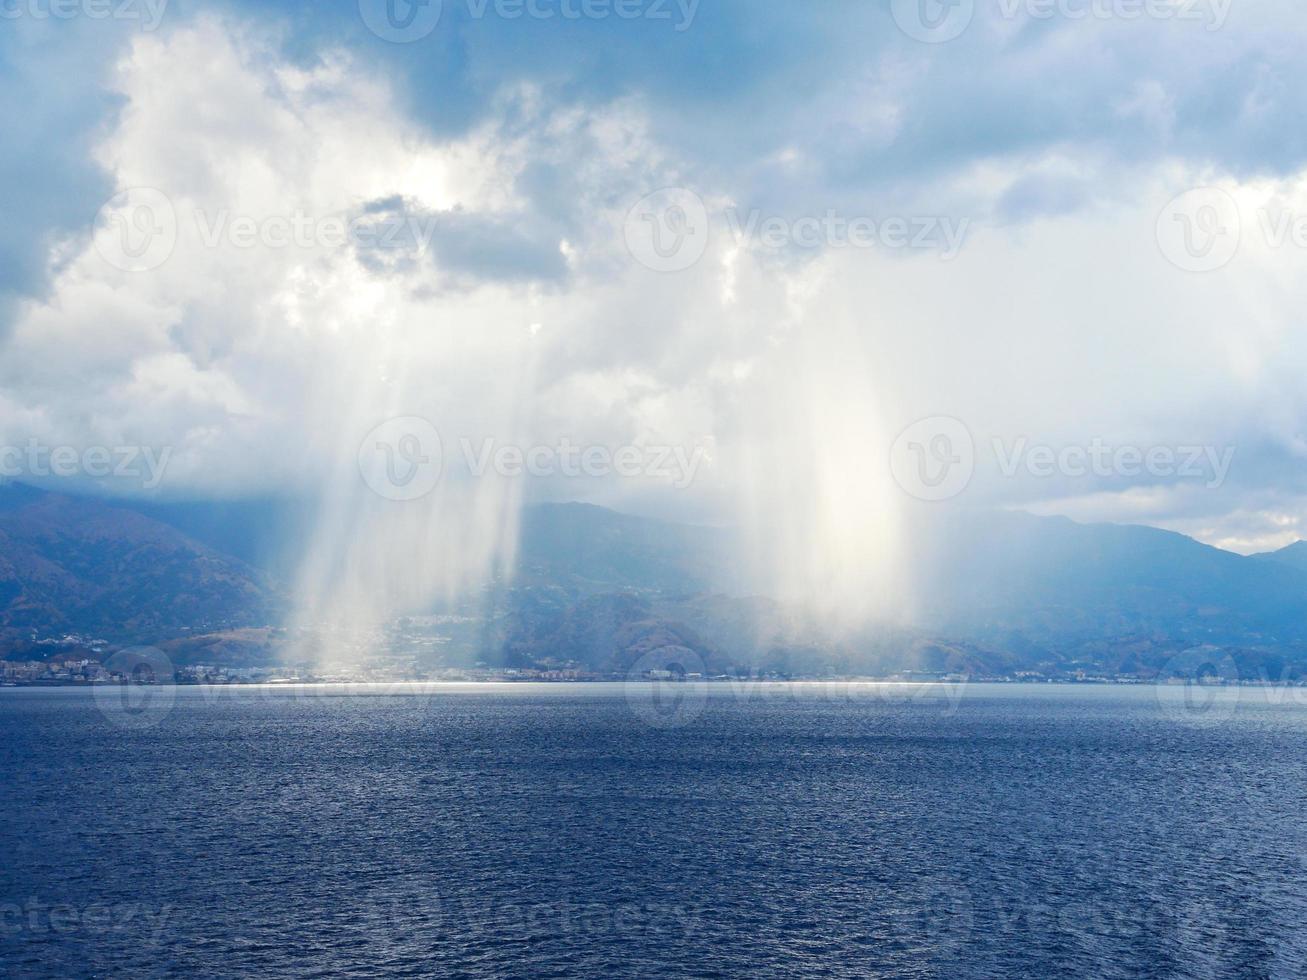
8 8 1307 628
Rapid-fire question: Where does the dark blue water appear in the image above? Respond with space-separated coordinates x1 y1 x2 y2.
3 682 1307 978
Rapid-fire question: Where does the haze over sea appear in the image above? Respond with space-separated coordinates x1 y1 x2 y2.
3 682 1306 978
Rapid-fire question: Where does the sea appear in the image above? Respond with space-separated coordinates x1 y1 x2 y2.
2 681 1307 978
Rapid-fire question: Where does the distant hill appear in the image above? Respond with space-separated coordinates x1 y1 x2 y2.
513 505 1307 677
127 496 312 580
1251 540 1307 573
515 502 733 595
906 510 1307 677
0 485 282 649
10 483 1307 678
498 589 725 674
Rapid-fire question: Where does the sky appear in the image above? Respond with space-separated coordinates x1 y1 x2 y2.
3 0 1307 562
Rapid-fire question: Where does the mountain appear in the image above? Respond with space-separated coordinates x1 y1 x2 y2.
1252 540 1307 573
498 589 725 674
515 502 733 595
906 510 1307 677
913 510 1307 638
10 482 1307 679
0 484 282 651
127 496 311 581
507 505 1307 678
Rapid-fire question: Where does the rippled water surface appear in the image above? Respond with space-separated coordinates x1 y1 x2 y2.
3 682 1307 978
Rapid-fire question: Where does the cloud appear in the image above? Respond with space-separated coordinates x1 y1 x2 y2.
0 18 124 315
5 2 1307 569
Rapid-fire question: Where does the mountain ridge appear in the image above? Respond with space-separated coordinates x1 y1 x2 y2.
0 484 282 647
6 482 1307 678
1252 539 1307 572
